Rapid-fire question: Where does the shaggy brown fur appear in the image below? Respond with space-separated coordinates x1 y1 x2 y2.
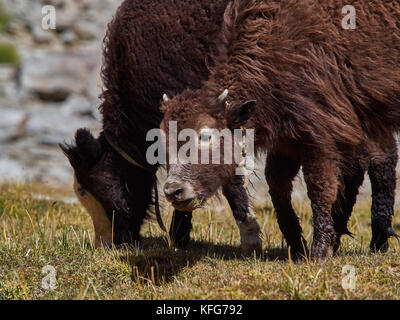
62 0 231 246
162 0 400 260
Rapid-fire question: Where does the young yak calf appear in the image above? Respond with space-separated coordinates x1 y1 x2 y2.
61 0 231 247
162 0 400 260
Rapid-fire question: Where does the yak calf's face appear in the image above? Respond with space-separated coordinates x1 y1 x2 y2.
73 175 112 247
60 129 113 248
62 128 156 246
161 90 256 211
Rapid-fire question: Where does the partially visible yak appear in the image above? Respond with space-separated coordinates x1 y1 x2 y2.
161 0 400 260
61 0 231 247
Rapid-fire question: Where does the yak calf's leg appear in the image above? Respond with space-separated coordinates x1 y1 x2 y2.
369 138 399 252
265 153 308 259
331 163 365 254
223 176 263 255
112 211 141 246
169 210 193 248
303 154 338 261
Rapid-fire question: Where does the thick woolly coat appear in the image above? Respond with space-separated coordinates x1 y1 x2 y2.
63 0 230 244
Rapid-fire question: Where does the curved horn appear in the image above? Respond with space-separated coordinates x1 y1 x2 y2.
218 89 229 102
163 94 170 103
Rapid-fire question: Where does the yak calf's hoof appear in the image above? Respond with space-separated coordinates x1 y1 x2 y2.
370 241 389 253
289 237 309 261
237 214 263 257
370 227 399 253
333 230 354 255
311 240 333 262
332 238 341 255
169 211 193 249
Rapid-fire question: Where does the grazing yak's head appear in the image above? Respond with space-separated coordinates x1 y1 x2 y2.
60 129 113 247
61 128 154 247
61 128 157 247
161 89 256 211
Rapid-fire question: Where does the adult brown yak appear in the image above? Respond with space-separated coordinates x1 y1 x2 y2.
61 0 231 247
161 0 400 261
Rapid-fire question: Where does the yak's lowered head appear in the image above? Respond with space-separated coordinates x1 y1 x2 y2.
60 128 112 248
60 128 155 247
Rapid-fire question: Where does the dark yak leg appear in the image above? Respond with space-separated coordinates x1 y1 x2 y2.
223 175 263 255
265 152 308 260
331 162 365 254
112 213 137 246
112 201 148 247
303 152 339 261
110 169 155 246
169 210 193 248
369 136 399 252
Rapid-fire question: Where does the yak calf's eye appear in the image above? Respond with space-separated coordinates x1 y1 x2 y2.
199 128 214 146
78 186 88 197
200 132 212 143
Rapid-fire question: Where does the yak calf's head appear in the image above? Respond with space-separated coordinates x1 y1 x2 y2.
161 89 256 211
60 129 112 247
62 128 157 247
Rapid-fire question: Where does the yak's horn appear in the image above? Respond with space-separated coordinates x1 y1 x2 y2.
218 89 229 102
163 94 170 103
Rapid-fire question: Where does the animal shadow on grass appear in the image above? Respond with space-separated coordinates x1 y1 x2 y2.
122 237 242 285
120 237 293 285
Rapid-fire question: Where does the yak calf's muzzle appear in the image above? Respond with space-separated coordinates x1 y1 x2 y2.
164 178 196 210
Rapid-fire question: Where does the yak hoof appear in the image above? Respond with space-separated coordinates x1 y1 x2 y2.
237 214 263 257
370 227 399 253
311 240 333 263
289 238 309 261
169 211 193 249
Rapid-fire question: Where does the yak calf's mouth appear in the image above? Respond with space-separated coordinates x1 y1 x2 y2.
164 178 202 211
171 198 204 211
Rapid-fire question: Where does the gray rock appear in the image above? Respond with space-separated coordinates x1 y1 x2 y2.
0 0 121 186
20 51 93 101
0 108 28 142
26 105 100 138
60 94 92 116
0 65 16 82
73 21 99 41
31 24 55 44
0 157 26 182
0 66 18 100
60 30 78 45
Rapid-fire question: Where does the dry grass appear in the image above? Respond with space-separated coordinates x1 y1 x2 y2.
0 183 399 300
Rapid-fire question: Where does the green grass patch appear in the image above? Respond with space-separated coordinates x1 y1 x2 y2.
0 5 11 32
0 43 19 65
0 6 18 65
0 184 399 300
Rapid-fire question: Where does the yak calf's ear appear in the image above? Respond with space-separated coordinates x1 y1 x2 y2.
228 100 256 126
60 128 102 169
74 128 102 164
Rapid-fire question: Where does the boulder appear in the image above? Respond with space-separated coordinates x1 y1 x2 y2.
0 108 28 142
20 51 94 101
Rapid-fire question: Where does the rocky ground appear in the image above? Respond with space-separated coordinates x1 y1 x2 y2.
0 0 120 185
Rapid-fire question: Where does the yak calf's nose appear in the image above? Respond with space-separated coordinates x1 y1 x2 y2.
164 181 184 200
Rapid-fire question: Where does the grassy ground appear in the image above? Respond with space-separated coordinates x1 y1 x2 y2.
0 183 399 300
